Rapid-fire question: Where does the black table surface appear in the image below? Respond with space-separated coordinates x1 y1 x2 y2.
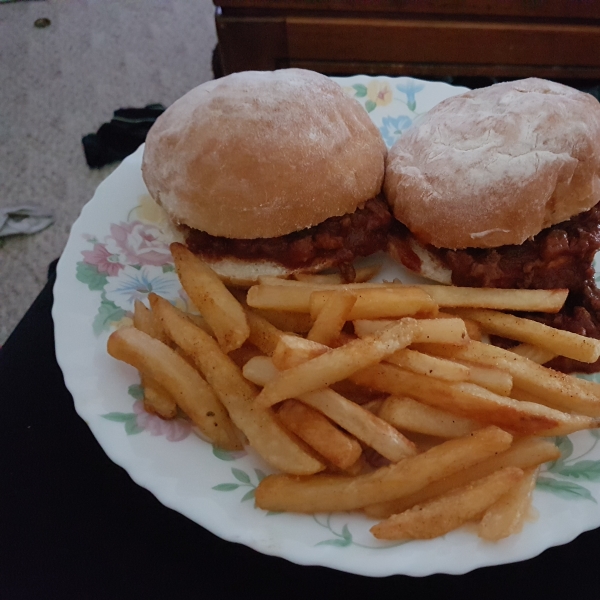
2 262 600 599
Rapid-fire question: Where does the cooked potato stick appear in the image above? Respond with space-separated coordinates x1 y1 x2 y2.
245 308 285 356
133 299 170 344
141 374 178 420
294 264 382 284
107 327 240 450
454 361 513 396
255 319 419 409
438 311 482 341
415 285 567 313
243 356 417 462
251 308 314 334
272 334 328 370
379 396 479 438
478 467 538 541
150 295 324 475
350 363 596 436
421 340 600 418
307 291 356 345
277 400 362 470
454 308 600 363
370 467 525 540
365 437 559 518
170 242 249 353
254 426 513 513
387 348 470 382
354 318 468 346
510 343 557 364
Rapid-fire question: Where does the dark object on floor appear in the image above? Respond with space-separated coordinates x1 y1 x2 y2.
82 104 165 169
33 17 50 27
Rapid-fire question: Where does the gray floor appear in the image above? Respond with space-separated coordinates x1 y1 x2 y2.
0 0 217 344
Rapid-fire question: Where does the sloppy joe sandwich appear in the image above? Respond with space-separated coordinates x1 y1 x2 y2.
384 78 600 372
142 68 389 285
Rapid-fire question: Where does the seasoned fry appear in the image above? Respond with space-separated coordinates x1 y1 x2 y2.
456 361 513 396
170 242 249 353
254 427 513 513
294 263 382 284
387 348 470 382
378 396 479 438
245 308 285 356
370 467 525 540
277 400 362 471
350 362 597 436
307 291 356 345
243 356 417 462
454 308 600 363
255 319 419 409
478 467 538 541
140 374 178 420
510 343 556 364
251 308 314 334
272 334 328 370
365 436 559 518
149 294 325 475
438 310 482 341
107 327 240 450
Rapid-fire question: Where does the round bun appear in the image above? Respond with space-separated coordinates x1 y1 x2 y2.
142 69 386 239
384 78 600 249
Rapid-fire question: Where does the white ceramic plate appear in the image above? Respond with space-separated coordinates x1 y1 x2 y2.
53 75 600 577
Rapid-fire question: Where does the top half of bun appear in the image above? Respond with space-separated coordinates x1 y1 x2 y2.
142 69 386 240
384 78 600 250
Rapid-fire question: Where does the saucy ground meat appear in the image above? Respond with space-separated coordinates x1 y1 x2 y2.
389 205 600 373
184 197 392 281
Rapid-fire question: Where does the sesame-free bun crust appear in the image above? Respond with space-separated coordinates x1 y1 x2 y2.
142 69 386 239
385 78 600 249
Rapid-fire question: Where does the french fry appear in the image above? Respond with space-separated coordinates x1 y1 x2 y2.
364 436 559 518
245 308 285 356
415 285 568 313
370 467 525 540
133 299 170 344
386 348 470 382
478 467 538 541
454 308 600 363
170 242 249 353
456 361 513 396
378 396 479 438
107 327 241 450
350 362 597 436
307 291 356 345
438 310 482 341
149 294 325 475
255 319 419 409
420 340 600 418
510 343 556 364
277 400 363 471
294 263 382 284
254 426 513 513
272 334 328 370
243 356 417 462
251 308 314 334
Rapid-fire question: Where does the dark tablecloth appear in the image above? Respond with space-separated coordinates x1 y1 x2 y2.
1 262 599 599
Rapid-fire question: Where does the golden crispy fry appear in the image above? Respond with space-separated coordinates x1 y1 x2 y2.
149 295 324 475
350 362 597 436
245 308 285 356
378 396 479 438
456 361 513 396
415 285 568 313
509 343 556 364
250 308 314 334
365 437 559 518
454 308 600 363
133 299 170 344
170 242 249 353
107 327 240 450
277 400 362 471
478 467 538 541
307 291 356 345
254 426 513 513
294 264 382 284
141 374 178 420
437 311 482 341
421 340 600 418
370 467 524 540
271 334 328 370
387 348 470 382
255 319 419 409
243 356 417 462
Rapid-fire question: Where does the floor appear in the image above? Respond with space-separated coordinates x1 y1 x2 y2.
0 0 217 344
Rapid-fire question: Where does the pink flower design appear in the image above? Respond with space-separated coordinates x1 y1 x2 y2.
106 221 172 267
133 401 191 442
81 243 124 276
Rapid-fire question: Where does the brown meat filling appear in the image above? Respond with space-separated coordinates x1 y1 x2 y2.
184 197 392 281
390 205 600 373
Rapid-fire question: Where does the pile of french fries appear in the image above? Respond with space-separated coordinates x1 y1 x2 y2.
107 242 600 542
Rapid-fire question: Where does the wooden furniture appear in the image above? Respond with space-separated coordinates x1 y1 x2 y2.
214 0 600 80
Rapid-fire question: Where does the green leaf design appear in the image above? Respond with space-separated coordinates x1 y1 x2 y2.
213 446 237 461
162 264 176 273
407 99 417 111
124 418 144 435
241 489 256 502
232 468 251 484
341 524 352 542
365 100 377 113
353 83 367 98
554 460 600 481
212 483 241 492
254 469 267 482
536 476 597 503
76 262 108 291
92 300 127 336
316 538 352 547
102 412 135 423
128 384 144 401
